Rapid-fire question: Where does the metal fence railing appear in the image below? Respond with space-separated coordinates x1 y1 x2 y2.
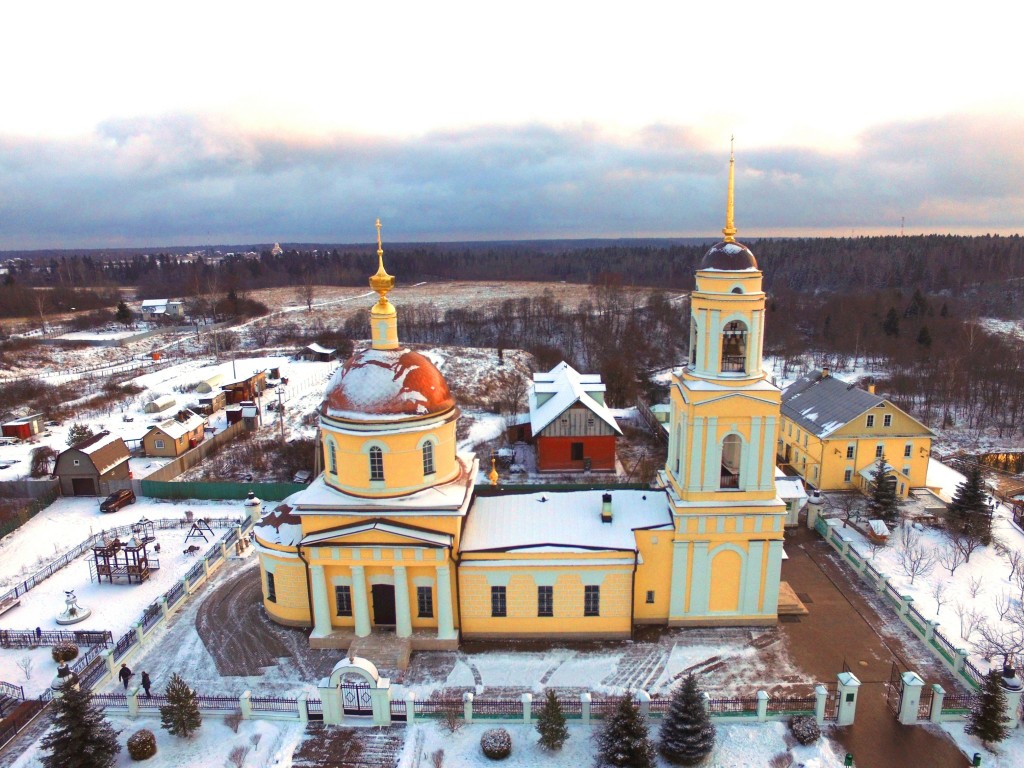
0 629 112 649
0 681 25 700
250 696 298 714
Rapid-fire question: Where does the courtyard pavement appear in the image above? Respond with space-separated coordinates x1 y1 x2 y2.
781 524 970 767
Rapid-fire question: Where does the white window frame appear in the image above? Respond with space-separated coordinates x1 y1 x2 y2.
866 414 875 428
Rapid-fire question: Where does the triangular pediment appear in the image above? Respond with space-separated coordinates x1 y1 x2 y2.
301 518 453 548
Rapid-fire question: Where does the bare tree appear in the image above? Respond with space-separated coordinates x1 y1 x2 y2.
931 581 949 617
968 574 985 600
955 601 983 643
898 541 937 585
974 619 1024 668
16 655 33 681
828 493 862 529
297 269 316 311
937 539 967 576
1006 548 1024 582
867 537 887 560
995 590 1013 621
952 528 983 564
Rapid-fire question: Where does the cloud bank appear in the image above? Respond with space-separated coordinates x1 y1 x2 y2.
0 113 1021 249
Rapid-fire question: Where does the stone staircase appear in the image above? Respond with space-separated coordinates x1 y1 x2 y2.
347 631 412 678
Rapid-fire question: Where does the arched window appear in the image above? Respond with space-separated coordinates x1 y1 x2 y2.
720 434 742 489
369 446 384 481
690 324 699 367
329 441 338 474
422 441 435 476
720 321 748 373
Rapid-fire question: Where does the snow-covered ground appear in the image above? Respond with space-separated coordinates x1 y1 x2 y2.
825 458 1024 677
5 716 305 768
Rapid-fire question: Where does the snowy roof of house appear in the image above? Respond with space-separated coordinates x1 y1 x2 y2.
868 519 890 536
774 473 808 503
149 411 205 440
141 300 168 309
241 406 258 418
64 431 130 474
460 489 672 553
305 343 336 355
528 362 621 435
147 394 177 409
781 370 885 438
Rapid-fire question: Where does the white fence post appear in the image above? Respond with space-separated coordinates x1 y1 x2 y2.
930 684 945 724
836 672 861 727
580 692 591 724
897 672 924 725
463 692 474 723
756 691 769 723
127 686 140 718
240 690 252 720
406 692 416 724
297 692 308 723
522 693 532 724
814 684 828 726
636 690 651 718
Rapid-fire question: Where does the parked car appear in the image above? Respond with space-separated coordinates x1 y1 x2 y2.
100 488 136 513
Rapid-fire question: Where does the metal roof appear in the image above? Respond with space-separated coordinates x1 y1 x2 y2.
780 370 883 438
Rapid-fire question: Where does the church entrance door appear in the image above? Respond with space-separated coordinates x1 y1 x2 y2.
371 584 396 626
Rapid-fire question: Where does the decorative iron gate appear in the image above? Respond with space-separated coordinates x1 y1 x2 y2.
341 683 373 716
885 661 903 716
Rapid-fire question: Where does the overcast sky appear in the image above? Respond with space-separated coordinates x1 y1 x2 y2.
1 1 1022 249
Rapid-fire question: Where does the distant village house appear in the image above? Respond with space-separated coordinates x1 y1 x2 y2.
139 299 185 321
1 413 44 441
54 431 131 496
142 409 207 457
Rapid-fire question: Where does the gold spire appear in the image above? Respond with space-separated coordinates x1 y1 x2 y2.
488 456 499 486
369 218 395 309
722 137 737 243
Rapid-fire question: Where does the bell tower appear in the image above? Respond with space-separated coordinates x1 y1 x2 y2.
660 144 786 627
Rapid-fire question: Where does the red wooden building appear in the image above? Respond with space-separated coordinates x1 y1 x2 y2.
528 362 621 473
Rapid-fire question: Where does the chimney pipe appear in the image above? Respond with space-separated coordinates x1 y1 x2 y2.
868 383 876 395
601 492 613 524
821 367 829 379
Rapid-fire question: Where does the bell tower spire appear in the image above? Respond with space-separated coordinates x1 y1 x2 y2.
369 218 399 350
722 136 737 244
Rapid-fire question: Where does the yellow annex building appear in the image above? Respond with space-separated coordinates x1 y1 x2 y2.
254 154 790 655
778 370 935 498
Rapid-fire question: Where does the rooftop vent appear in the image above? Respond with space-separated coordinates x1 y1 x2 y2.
601 492 613 524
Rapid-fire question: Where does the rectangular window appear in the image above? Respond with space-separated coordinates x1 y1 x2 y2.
846 445 855 459
155 440 164 449
266 572 276 603
812 466 819 481
369 447 384 481
844 469 852 483
491 586 507 617
417 586 433 618
866 415 875 428
422 442 435 476
902 466 911 477
335 585 352 617
645 590 655 604
538 586 553 617
803 434 808 447
875 444 884 458
883 414 892 427
788 423 793 437
571 442 584 461
73 459 80 466
904 443 912 458
584 585 600 616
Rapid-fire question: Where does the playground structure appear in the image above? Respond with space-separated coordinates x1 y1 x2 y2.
90 518 159 584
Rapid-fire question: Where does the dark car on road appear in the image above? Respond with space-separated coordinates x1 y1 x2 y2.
100 488 136 513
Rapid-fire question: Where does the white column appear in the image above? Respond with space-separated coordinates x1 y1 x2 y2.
836 672 861 727
309 565 333 638
351 565 371 638
394 565 412 638
688 418 704 492
436 564 456 640
897 671 924 725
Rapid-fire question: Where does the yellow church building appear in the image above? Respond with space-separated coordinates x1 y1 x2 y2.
254 152 790 656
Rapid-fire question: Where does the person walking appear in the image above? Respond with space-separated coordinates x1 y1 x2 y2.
140 671 151 697
118 663 132 690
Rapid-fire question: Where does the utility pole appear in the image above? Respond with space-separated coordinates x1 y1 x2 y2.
277 386 285 445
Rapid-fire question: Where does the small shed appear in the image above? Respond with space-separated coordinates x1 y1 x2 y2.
197 390 227 415
302 343 337 362
867 519 890 544
196 372 226 394
222 371 267 404
144 395 177 414
143 409 206 457
1 413 44 440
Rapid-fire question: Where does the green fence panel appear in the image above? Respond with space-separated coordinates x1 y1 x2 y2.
141 480 306 502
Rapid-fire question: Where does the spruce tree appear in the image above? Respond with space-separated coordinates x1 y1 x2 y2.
535 689 569 750
866 455 900 528
41 680 121 768
160 672 202 737
948 463 993 545
114 301 133 328
658 673 716 765
594 693 656 768
965 670 1010 748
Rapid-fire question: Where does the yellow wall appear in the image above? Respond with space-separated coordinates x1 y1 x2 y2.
458 560 634 639
321 414 459 498
780 399 932 497
633 530 673 623
259 552 311 627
